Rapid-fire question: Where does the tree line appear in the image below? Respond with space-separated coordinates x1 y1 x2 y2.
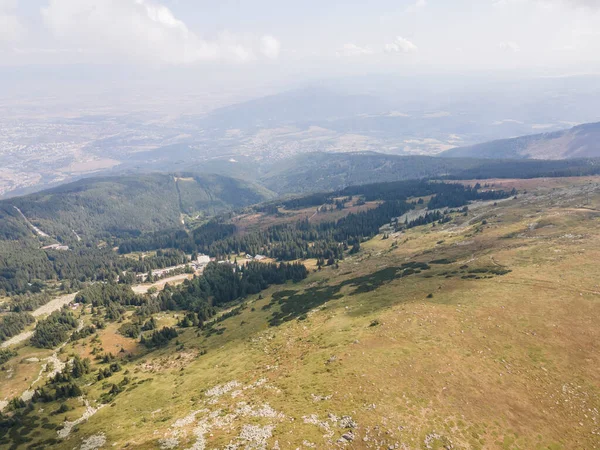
116 181 514 264
0 312 35 343
427 183 516 209
72 260 308 330
0 242 191 296
30 309 78 349
0 180 514 297
142 261 308 326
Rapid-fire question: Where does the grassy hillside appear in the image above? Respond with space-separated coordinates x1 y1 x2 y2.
443 121 600 159
1 177 599 449
0 173 273 244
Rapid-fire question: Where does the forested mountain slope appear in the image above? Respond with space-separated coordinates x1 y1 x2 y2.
2 155 600 249
260 152 480 194
0 174 273 244
260 151 600 193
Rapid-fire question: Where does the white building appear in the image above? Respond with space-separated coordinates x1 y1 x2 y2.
196 254 211 265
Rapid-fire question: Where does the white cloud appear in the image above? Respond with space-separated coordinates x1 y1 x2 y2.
0 0 597 73
0 0 23 45
10 47 84 55
0 1 18 9
260 35 281 59
41 0 278 64
493 119 525 125
336 43 374 57
495 0 600 8
406 0 427 12
384 36 418 54
554 44 576 51
499 41 521 52
556 0 600 7
423 111 451 118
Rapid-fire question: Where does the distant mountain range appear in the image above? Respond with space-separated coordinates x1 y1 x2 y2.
4 78 600 199
443 122 600 159
186 87 391 130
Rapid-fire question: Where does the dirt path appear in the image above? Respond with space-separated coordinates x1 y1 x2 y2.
1 293 78 349
31 293 77 318
132 273 193 294
2 276 191 349
0 331 34 349
2 321 82 411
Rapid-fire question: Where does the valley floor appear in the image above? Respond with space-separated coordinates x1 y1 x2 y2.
2 177 600 449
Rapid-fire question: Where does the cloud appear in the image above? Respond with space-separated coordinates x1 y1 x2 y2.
384 36 418 54
554 44 576 52
558 0 600 7
499 41 521 52
260 35 281 59
0 0 23 45
423 111 451 118
493 119 525 125
336 43 374 57
495 0 600 7
41 0 279 64
0 0 18 9
406 0 427 12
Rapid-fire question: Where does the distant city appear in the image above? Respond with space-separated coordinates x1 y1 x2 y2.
2 74 600 198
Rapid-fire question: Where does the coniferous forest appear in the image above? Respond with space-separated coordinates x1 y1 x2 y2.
0 179 514 297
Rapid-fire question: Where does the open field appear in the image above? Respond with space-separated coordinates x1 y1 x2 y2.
1 177 600 449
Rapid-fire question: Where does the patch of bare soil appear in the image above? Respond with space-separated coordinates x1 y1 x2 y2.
132 274 193 294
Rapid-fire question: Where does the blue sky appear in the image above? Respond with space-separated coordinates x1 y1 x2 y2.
1 0 600 85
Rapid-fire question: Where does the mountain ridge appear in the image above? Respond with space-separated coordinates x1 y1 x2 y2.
443 121 600 159
0 173 273 245
3 153 600 247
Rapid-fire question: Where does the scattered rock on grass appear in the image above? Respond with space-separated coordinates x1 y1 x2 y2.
79 433 106 450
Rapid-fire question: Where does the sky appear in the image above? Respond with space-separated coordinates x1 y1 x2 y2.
1 0 600 97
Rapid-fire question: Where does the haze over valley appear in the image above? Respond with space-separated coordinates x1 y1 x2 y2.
3 73 600 198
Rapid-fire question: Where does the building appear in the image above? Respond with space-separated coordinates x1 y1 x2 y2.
196 254 211 265
42 243 69 251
